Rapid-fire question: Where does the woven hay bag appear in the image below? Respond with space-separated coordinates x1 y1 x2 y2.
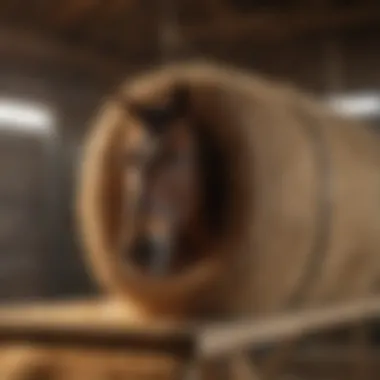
77 62 380 319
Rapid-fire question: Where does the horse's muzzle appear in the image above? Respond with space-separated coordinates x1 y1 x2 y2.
129 234 172 276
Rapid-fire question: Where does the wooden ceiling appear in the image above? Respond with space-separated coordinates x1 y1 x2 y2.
0 0 379 85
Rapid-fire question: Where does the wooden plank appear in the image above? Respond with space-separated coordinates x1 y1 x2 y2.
0 300 195 357
0 297 379 361
198 297 380 358
0 299 187 331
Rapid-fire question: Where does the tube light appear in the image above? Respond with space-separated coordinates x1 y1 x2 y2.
0 98 54 134
327 92 380 118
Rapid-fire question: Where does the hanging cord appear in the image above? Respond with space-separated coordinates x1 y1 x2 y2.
158 0 180 63
156 0 195 65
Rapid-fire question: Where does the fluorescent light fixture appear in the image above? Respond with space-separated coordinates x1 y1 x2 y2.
327 92 380 118
0 98 54 134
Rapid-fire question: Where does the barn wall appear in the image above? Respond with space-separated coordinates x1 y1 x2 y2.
0 23 378 300
0 70 107 302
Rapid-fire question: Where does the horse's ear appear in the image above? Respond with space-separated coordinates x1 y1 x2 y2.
123 83 191 136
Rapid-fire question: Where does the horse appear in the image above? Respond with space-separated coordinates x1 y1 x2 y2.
119 84 228 277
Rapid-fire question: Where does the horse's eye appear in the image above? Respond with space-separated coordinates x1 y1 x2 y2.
141 107 173 127
133 106 174 136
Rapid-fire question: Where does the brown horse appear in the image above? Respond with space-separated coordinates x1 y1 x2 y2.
119 85 227 277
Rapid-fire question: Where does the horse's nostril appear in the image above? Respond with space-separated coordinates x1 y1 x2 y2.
129 236 155 270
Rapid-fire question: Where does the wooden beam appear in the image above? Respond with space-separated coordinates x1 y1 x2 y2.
81 0 137 46
206 0 234 18
0 0 24 23
182 6 380 44
87 0 157 63
50 0 100 31
0 27 126 84
0 300 196 359
296 0 332 9
0 296 378 375
198 296 380 358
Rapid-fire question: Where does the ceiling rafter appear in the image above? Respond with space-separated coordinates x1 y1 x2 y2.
53 0 100 31
0 27 125 83
0 0 378 76
87 0 136 45
206 0 234 18
181 5 380 44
